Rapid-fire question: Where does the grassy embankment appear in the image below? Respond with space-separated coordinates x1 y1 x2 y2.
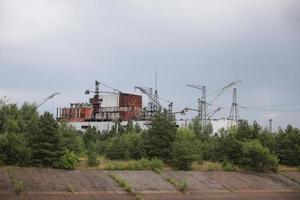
76 157 300 172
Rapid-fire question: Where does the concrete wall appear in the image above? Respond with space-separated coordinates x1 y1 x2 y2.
68 119 228 133
68 121 148 132
100 94 119 107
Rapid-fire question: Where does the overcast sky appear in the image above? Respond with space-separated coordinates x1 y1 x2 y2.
0 0 299 129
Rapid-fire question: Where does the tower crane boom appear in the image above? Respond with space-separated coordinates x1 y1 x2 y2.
134 86 164 109
208 80 241 104
36 92 60 109
208 107 222 120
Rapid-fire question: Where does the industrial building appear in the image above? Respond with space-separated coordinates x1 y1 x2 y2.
58 93 143 122
57 81 145 130
57 80 242 132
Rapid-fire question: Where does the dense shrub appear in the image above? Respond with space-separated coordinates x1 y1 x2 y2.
235 120 261 141
124 133 143 159
222 161 236 171
59 123 84 156
104 132 143 160
188 117 213 141
87 143 99 167
0 132 31 166
105 158 163 170
82 127 98 148
258 129 275 153
29 112 64 168
82 127 100 166
274 125 300 166
214 132 243 163
142 112 177 162
240 140 278 172
171 128 202 170
87 152 99 167
105 136 129 160
171 139 202 170
60 150 79 169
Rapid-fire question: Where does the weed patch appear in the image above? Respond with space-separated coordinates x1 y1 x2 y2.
105 158 163 171
109 172 132 193
7 171 24 194
67 185 75 193
222 161 236 171
109 172 143 199
165 177 188 193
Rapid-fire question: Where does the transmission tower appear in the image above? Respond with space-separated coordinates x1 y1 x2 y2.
227 88 240 127
201 86 208 126
186 84 208 125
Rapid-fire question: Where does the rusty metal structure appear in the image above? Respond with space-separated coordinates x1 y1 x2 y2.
57 81 143 122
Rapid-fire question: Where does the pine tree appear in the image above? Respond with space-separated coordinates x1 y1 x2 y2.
29 112 64 167
143 111 177 162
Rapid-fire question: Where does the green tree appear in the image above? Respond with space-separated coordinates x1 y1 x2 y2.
258 129 275 153
59 150 79 169
0 103 20 133
126 121 134 132
124 132 143 159
59 122 84 156
240 140 278 172
17 103 38 133
171 128 203 170
275 125 300 166
82 127 100 166
29 112 64 167
215 132 243 164
235 120 261 141
189 117 213 141
105 135 129 160
142 112 177 162
104 132 143 160
0 132 31 166
87 143 99 166
82 127 98 148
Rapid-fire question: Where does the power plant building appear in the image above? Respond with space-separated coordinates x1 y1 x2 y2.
58 93 142 123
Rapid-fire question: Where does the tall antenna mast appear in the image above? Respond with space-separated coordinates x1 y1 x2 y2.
153 68 160 112
269 119 273 133
155 68 158 91
227 88 240 127
202 86 207 126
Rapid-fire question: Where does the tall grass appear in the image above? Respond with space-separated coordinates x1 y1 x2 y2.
108 172 144 200
109 172 133 193
7 171 24 194
105 158 163 171
165 177 188 193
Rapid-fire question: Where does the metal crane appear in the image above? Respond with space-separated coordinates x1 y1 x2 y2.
134 86 163 112
36 92 60 109
207 107 222 120
85 81 120 95
208 80 241 104
186 84 208 125
85 81 121 119
184 106 222 120
186 80 241 125
184 107 200 113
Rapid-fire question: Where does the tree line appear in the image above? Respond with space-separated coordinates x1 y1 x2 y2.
0 100 299 171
